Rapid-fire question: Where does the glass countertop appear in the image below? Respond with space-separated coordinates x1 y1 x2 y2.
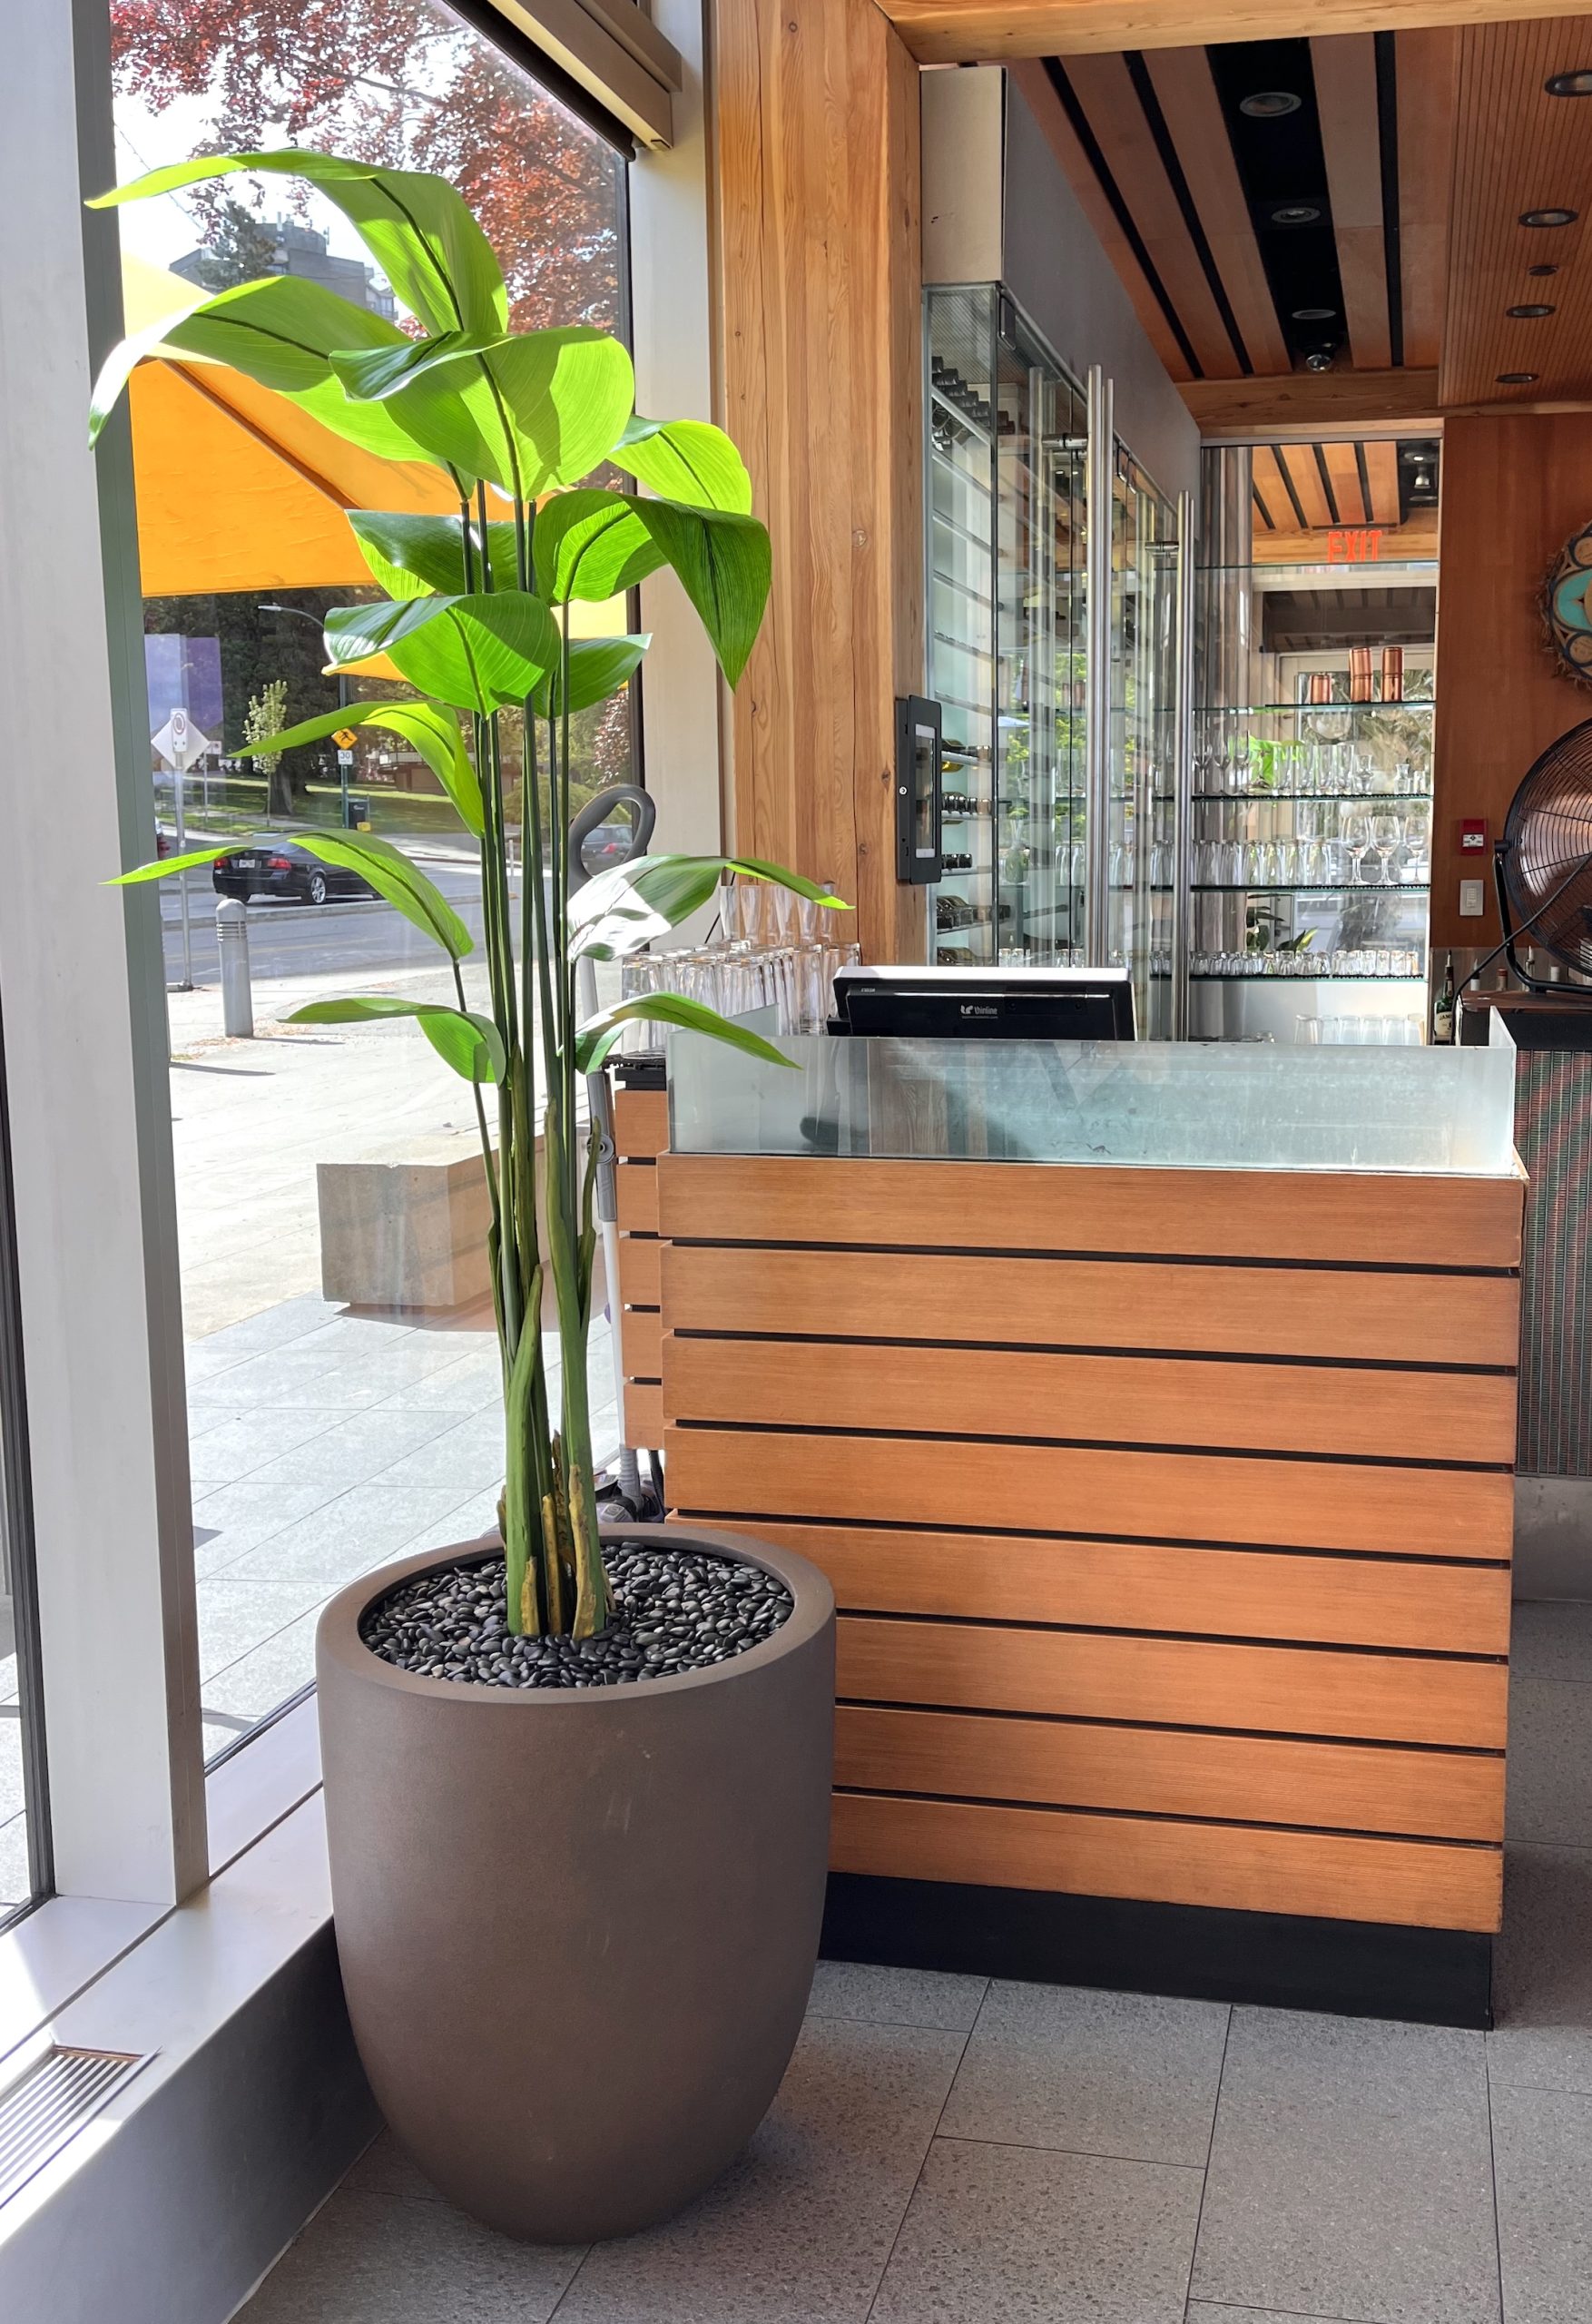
667 1032 1518 1177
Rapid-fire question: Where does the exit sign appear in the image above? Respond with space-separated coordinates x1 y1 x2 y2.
1327 527 1383 564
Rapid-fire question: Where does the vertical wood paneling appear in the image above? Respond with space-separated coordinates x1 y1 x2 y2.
1312 34 1394 372
712 0 924 961
1431 413 1592 946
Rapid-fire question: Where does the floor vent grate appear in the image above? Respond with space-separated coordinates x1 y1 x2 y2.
0 2043 148 2211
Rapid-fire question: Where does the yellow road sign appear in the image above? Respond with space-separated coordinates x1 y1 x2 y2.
332 727 358 749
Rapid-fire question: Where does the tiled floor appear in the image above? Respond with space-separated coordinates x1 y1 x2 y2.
234 1600 1592 2324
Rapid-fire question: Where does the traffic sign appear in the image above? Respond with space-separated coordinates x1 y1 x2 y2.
332 728 358 749
151 710 214 772
337 749 355 767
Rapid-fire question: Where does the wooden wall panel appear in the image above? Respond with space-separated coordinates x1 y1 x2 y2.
613 1087 668 1160
617 1232 661 1307
830 1789 1502 1933
664 1332 1517 1463
718 1521 1514 1654
874 0 1587 68
666 1425 1516 1561
1397 26 1458 369
659 1155 1525 1269
1432 414 1592 947
623 1380 663 1447
835 1615 1507 1748
663 1240 1521 1369
837 1705 1505 1840
614 1161 660 1233
712 0 924 964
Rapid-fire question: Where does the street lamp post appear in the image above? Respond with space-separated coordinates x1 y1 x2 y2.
260 602 349 827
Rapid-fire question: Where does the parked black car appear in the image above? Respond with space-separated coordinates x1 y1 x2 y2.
211 838 378 907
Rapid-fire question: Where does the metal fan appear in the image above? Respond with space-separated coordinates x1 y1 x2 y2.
1495 716 1592 990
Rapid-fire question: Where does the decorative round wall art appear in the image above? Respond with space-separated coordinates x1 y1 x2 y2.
1545 521 1592 684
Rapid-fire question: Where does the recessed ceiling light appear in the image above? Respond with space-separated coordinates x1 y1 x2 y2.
1546 68 1592 95
1521 207 1578 227
1497 371 1539 384
1508 302 1557 317
1529 262 1560 276
1292 304 1336 320
1241 89 1302 117
1267 202 1322 227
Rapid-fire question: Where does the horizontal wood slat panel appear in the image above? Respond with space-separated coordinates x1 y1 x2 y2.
665 1427 1517 1561
735 1521 1513 1654
623 1308 663 1378
657 1156 1524 1269
836 1704 1505 1841
663 1334 1517 1464
662 1242 1523 1367
613 1088 669 1159
620 1234 662 1306
830 1790 1501 1933
624 1380 663 1446
615 1162 660 1233
835 1616 1507 1748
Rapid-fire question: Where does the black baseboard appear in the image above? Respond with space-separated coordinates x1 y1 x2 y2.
821 1873 1493 2029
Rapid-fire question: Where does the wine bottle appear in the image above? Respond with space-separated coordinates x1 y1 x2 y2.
1432 952 1456 1045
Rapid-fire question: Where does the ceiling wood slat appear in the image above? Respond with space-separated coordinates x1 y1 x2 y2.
1009 59 1194 383
880 0 1592 68
1322 438 1369 523
1397 27 1459 369
1141 47 1291 375
1281 443 1335 528
1063 52 1245 379
1311 34 1393 371
1183 368 1442 432
1439 15 1592 404
1363 438 1402 524
1250 445 1296 528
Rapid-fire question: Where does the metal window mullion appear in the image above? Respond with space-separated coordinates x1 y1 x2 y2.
1171 487 1196 1039
1083 366 1114 963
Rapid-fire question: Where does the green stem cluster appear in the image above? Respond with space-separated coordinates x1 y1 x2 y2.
460 493 607 1640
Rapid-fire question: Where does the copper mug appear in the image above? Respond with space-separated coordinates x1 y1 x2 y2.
1307 673 1333 704
1381 647 1404 703
1349 648 1373 704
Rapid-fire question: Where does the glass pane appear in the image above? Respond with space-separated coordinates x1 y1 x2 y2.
109 4 634 1773
1108 458 1177 1036
0 1009 47 1920
667 1030 1519 1176
926 285 997 963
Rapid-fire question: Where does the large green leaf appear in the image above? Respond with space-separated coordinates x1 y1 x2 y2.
614 417 754 514
529 487 770 682
108 830 472 960
531 635 650 719
331 328 634 497
323 592 558 714
87 271 482 477
349 510 519 602
575 992 795 1076
570 852 850 961
231 698 482 837
286 996 504 1082
532 490 669 604
92 152 506 339
638 503 770 686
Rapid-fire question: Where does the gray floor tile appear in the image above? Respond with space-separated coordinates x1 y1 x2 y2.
196 1297 345 1357
807 1961 988 2032
1506 1677 1592 1847
375 1410 507 1492
552 2014 966 2324
196 1575 332 1681
870 2135 1203 2324
343 2131 452 2206
938 1979 1229 2167
1186 2310 1357 2321
185 1406 384 1486
1493 2083 1592 2324
192 1479 342 1572
217 1485 480 1589
374 1346 506 1414
1490 1842 1592 2096
1509 1600 1592 1686
202 1608 322 1721
236 2185 585 2321
1191 2006 1499 2324
243 1407 461 1492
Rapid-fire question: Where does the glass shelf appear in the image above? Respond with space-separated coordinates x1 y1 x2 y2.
1194 791 1430 804
1192 881 1430 895
1191 971 1426 983
1197 702 1434 716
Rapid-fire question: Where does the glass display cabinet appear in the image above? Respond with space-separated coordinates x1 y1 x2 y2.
925 285 1087 972
923 290 1183 1037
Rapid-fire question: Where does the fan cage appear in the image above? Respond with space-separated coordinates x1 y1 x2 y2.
1502 715 1592 977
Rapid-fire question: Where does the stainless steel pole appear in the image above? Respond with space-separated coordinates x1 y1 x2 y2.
172 753 192 992
1084 365 1114 964
1171 487 1196 1040
216 898 253 1038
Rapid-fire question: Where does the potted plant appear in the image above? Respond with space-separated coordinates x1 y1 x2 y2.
92 151 841 2242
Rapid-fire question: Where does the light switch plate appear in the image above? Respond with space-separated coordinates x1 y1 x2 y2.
1459 878 1485 917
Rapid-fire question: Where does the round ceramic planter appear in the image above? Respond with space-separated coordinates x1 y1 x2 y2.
315 1521 835 2243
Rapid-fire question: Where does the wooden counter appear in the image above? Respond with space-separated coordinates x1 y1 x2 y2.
612 1085 1524 2024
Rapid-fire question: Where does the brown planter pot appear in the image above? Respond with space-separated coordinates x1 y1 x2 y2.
315 1522 835 2243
